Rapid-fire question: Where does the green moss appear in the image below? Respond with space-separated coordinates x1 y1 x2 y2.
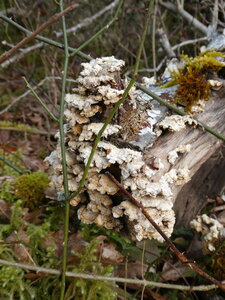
0 265 35 299
0 149 26 177
13 172 50 210
162 51 225 112
66 240 117 300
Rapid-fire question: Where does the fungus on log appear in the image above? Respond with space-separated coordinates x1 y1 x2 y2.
45 51 225 242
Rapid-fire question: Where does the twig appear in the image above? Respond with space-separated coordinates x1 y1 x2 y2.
152 0 157 80
0 156 26 174
0 3 78 64
212 0 219 30
172 37 208 51
68 0 152 202
0 123 55 136
138 57 167 73
1 42 44 68
0 76 75 116
0 14 92 61
106 172 225 292
69 0 124 58
0 258 220 291
55 0 120 38
23 77 59 123
156 28 176 57
159 0 208 35
59 1 70 299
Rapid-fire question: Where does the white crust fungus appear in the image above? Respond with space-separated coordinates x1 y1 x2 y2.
45 56 191 242
190 214 224 251
157 115 197 133
168 144 192 164
79 123 121 141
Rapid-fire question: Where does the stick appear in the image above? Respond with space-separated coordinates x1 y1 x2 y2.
106 172 225 292
0 3 78 64
0 258 220 291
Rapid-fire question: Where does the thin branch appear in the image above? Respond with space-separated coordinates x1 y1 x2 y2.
152 0 157 80
138 57 167 73
106 172 225 292
56 0 120 38
1 42 44 68
0 259 220 291
69 0 124 58
0 123 55 136
172 37 208 51
156 28 176 57
23 77 59 123
59 1 70 298
68 0 152 202
0 3 78 64
159 0 208 35
0 14 92 61
212 0 219 29
0 76 75 116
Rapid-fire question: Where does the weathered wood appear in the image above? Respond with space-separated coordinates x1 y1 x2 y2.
143 93 225 226
174 146 225 227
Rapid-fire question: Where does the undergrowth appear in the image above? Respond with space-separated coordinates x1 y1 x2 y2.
0 157 117 299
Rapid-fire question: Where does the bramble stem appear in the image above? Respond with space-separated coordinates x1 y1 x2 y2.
23 77 59 123
58 1 70 299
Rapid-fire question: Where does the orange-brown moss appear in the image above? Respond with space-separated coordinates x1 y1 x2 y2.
162 51 225 112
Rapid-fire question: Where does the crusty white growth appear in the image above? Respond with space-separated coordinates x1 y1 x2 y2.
45 56 190 242
157 115 197 133
190 214 224 251
86 173 119 195
208 79 223 90
112 202 175 242
97 85 124 104
78 191 122 230
79 123 121 141
98 141 142 164
64 108 90 126
168 144 192 164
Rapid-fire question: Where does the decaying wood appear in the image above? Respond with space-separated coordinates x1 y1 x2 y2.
174 145 225 227
142 93 225 226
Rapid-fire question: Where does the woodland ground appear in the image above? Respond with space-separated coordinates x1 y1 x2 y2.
0 0 225 299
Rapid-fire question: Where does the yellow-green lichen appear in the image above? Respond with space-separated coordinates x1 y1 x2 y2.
162 51 225 112
13 172 50 210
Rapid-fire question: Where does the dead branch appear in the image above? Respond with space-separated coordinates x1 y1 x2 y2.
159 0 208 35
156 28 176 58
0 3 78 64
55 0 120 38
1 42 44 68
0 258 221 291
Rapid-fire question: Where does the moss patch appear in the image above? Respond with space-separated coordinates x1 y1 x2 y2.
162 51 225 112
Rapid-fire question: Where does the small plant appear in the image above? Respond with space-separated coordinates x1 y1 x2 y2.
66 239 117 300
13 172 50 210
162 51 225 112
